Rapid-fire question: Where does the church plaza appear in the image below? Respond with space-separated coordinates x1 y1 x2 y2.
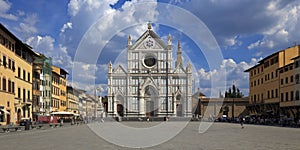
0 122 299 149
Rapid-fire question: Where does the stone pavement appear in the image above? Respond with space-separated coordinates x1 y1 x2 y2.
0 122 299 150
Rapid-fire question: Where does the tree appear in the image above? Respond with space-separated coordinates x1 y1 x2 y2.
225 84 243 98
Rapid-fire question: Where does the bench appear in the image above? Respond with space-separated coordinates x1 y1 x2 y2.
1 126 22 132
49 123 60 128
32 124 44 129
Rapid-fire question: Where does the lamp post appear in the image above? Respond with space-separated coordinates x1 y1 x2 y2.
232 98 234 121
166 60 169 117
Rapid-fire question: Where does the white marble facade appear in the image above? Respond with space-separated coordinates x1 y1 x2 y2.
107 23 193 117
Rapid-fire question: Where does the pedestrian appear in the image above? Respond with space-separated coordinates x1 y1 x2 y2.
240 117 245 129
50 116 53 123
60 118 64 127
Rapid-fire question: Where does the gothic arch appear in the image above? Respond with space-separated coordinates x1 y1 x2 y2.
174 89 186 117
143 85 158 117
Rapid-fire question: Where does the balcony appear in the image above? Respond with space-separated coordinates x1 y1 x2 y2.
21 99 32 106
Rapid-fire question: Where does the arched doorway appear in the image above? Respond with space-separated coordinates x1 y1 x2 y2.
116 95 124 117
176 94 183 117
144 85 158 117
117 104 124 117
17 109 21 124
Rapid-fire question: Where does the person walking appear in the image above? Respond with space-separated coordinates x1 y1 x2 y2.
240 117 245 129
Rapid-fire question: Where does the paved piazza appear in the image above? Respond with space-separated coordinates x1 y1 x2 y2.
0 122 299 150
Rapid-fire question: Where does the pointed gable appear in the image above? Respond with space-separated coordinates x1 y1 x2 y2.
113 65 127 74
141 76 158 90
130 30 167 50
173 64 186 74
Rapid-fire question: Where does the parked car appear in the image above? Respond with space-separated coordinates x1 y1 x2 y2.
218 115 228 122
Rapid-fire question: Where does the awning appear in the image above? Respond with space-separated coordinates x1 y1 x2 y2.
51 111 74 115
0 109 10 115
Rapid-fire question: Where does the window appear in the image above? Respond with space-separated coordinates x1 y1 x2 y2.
285 77 288 84
291 91 294 101
281 93 284 102
296 74 299 84
295 61 299 68
18 67 21 77
264 61 269 68
18 88 21 98
8 80 11 93
279 69 284 73
28 73 30 82
8 58 11 69
23 70 26 80
12 61 15 71
2 55 6 67
268 91 270 99
276 89 278 97
271 72 273 79
23 89 26 103
12 82 14 93
281 79 284 85
291 76 294 83
27 90 30 101
271 90 274 98
296 91 299 100
261 78 263 84
265 75 267 81
2 78 6 91
286 92 289 101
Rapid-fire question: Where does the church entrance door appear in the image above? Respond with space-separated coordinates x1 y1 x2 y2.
176 104 183 117
117 104 124 117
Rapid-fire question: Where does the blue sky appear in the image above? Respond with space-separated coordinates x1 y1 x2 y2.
1 0 300 96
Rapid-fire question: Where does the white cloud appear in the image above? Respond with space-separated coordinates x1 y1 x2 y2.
248 1 300 51
198 58 259 97
67 0 83 16
26 35 55 53
25 35 74 77
14 13 39 39
0 0 17 20
61 22 73 33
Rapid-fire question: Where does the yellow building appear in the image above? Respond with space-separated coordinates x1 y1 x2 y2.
0 24 36 125
245 45 300 120
51 66 68 112
67 86 79 114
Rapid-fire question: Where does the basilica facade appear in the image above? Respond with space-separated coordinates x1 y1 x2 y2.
107 23 193 117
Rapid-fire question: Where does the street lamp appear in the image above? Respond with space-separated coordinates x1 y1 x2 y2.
232 98 234 121
166 60 169 117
